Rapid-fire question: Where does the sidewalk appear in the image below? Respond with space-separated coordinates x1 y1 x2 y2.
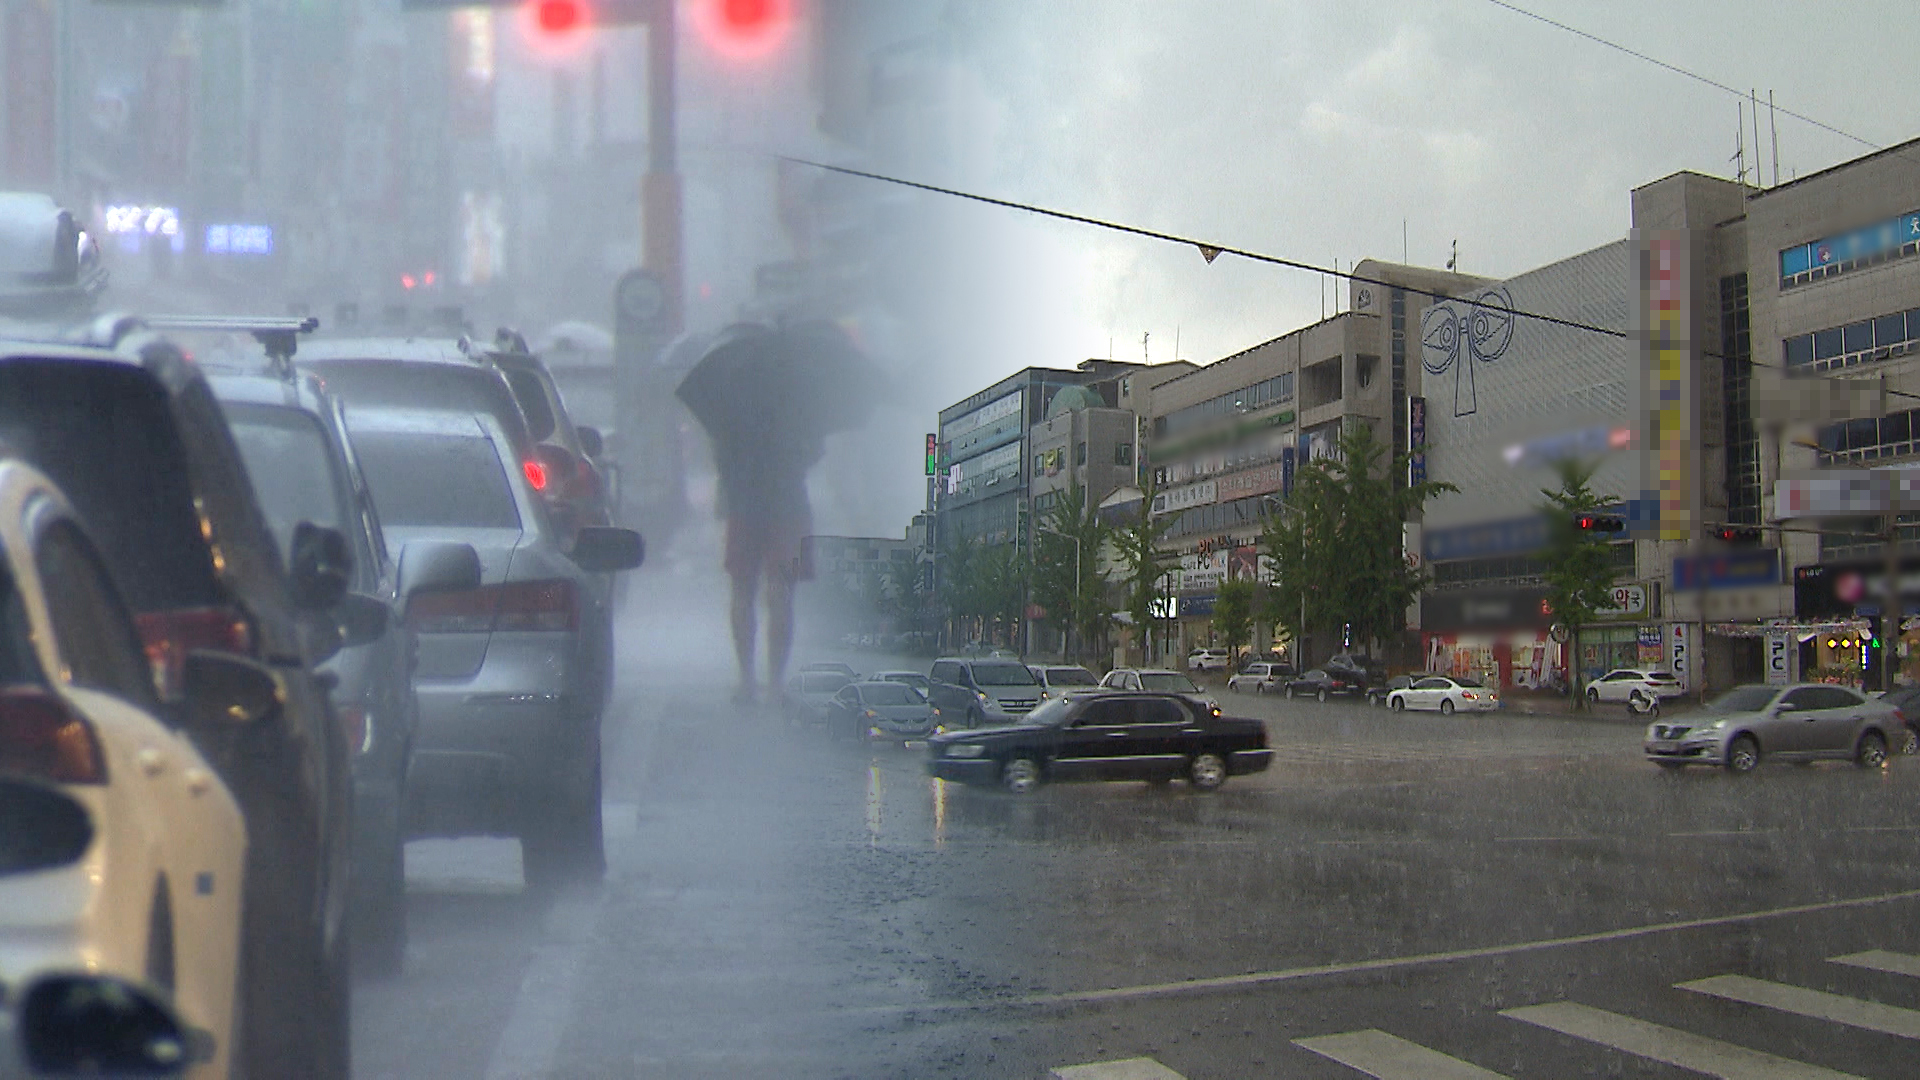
1499 689 1691 722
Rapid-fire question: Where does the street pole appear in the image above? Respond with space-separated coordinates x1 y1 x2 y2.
643 0 682 334
1884 508 1901 692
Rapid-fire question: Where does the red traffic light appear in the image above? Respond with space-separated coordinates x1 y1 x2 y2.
694 0 793 60
535 0 585 33
1575 514 1625 533
1713 525 1763 545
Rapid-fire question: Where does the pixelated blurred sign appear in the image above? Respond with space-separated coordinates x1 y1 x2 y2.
1774 463 1920 519
1673 550 1781 591
1748 369 1887 425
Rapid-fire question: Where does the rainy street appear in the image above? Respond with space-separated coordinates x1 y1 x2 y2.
345 580 1920 1080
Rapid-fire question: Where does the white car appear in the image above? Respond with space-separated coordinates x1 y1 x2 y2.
1187 649 1231 672
1587 668 1685 704
0 459 262 1080
1386 675 1501 714
1227 662 1288 694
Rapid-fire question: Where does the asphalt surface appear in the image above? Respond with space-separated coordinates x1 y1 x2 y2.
350 601 1920 1078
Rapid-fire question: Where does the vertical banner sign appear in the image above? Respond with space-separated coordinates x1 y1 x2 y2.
1666 623 1691 691
925 434 937 476
1765 631 1792 685
1281 446 1296 496
1639 229 1695 541
1408 396 1427 486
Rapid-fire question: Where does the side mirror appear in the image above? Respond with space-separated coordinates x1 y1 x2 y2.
289 522 352 611
16 973 207 1076
398 540 482 599
571 526 644 573
1774 702 1799 715
576 425 604 459
336 593 391 648
181 651 282 727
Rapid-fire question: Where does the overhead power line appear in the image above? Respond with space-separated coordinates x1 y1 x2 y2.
1482 0 1880 151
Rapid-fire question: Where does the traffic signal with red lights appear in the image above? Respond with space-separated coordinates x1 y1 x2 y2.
1574 514 1625 533
1712 525 1764 545
693 0 794 60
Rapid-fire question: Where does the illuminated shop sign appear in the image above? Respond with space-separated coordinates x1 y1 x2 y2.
103 204 178 236
204 224 273 255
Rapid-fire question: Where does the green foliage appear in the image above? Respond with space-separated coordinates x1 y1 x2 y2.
1213 578 1256 658
1260 421 1455 656
1030 482 1111 656
1538 458 1622 706
1112 474 1182 661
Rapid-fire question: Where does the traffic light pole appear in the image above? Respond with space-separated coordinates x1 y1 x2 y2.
1884 509 1901 692
643 0 683 334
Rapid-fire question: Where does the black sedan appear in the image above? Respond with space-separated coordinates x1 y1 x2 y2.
926 692 1272 793
1284 668 1366 702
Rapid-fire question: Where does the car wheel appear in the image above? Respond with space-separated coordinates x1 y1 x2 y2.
1285 686 1294 699
144 880 175 992
1904 726 1920 756
523 726 605 889
1726 735 1761 774
1856 730 1889 769
354 793 408 980
1316 688 1328 703
1586 687 1600 702
1189 753 1227 791
1002 757 1042 794
1390 696 1405 712
1439 699 1455 715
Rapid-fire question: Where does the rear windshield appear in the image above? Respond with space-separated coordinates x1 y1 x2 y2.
501 368 558 441
1047 667 1099 686
304 361 530 446
804 673 850 693
352 430 521 529
224 404 349 561
0 361 220 610
972 661 1036 686
860 683 920 706
1645 672 1678 682
1141 672 1200 693
1453 677 1485 688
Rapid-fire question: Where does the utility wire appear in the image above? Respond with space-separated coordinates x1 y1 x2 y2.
1482 0 1880 151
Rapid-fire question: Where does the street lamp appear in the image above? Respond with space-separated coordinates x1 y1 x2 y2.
1035 521 1082 659
1259 494 1309 666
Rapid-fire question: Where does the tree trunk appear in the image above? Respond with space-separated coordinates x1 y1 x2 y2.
1570 624 1584 712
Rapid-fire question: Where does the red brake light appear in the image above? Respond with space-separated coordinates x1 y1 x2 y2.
0 688 106 784
134 607 254 700
523 459 549 491
407 579 577 634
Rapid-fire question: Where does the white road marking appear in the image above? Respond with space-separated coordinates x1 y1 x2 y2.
483 895 604 1080
1502 1002 1864 1080
855 886 1920 1015
1296 1029 1509 1078
1050 1058 1186 1079
1679 974 1920 1039
1832 949 1920 978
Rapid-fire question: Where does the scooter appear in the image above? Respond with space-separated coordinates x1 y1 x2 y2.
1627 689 1661 717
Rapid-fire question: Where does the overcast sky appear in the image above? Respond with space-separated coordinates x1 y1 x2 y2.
919 0 1920 374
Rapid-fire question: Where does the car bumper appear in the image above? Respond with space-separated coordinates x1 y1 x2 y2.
1644 738 1725 765
408 646 585 834
927 758 1000 784
1229 749 1274 774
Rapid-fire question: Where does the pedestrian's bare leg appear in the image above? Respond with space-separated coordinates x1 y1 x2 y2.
766 569 796 693
730 563 761 701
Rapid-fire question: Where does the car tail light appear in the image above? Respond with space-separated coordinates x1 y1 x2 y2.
407 579 577 634
338 705 372 755
134 606 254 700
0 688 106 784
1461 692 1477 700
523 459 549 491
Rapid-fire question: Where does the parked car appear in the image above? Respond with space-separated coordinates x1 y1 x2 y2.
873 670 933 696
345 406 642 888
0 318 353 1079
1030 665 1101 697
481 329 613 537
1644 683 1907 773
801 661 861 681
785 670 854 727
1100 668 1221 714
1386 675 1500 714
1367 675 1414 707
1187 648 1231 672
1227 662 1290 694
927 657 1045 727
1876 686 1920 754
0 458 259 1080
1588 668 1685 705
926 692 1271 793
825 681 939 743
1284 668 1365 702
207 363 479 977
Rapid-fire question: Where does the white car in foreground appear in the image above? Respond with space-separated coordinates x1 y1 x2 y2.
0 459 265 1080
1386 675 1501 714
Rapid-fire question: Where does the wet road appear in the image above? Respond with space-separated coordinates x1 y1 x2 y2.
350 636 1920 1077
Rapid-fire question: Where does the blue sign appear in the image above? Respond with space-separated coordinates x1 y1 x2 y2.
1408 396 1427 486
1781 211 1920 279
205 224 274 256
1179 595 1216 618
1424 515 1550 562
1673 549 1780 591
1281 446 1295 496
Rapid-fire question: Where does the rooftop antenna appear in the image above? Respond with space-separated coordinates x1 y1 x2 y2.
1446 240 1457 272
1733 100 1748 187
1750 89 1763 188
1174 325 1180 362
1141 330 1150 363
1403 219 1408 264
1769 90 1781 186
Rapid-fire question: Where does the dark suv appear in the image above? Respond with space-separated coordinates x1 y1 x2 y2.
485 329 612 537
206 359 479 977
0 314 355 1078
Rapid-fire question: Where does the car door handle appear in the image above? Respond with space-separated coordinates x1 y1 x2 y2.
136 748 167 777
1106 731 1130 737
185 768 214 796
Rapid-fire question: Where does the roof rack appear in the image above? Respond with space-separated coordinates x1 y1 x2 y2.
140 315 320 375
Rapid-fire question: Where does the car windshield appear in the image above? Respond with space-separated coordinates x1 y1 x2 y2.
860 683 920 706
1453 677 1485 688
351 429 521 530
1708 686 1782 713
224 404 350 562
971 661 1036 686
1019 696 1073 727
1140 672 1200 693
1046 667 1099 686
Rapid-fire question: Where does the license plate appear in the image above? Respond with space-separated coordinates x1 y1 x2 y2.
1650 740 1678 753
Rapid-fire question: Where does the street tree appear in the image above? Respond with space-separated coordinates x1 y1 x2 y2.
1112 475 1182 664
1537 458 1620 710
1030 482 1110 659
1212 578 1256 662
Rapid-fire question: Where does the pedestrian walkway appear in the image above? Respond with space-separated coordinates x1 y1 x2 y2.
1048 948 1920 1078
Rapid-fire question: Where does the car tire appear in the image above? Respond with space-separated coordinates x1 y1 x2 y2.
1389 696 1404 712
354 796 408 981
1439 699 1455 715
1002 757 1042 794
1284 685 1294 699
145 880 175 992
1726 735 1761 774
1856 730 1889 769
1189 753 1227 791
1905 726 1920 757
523 727 606 890
1586 687 1600 702
1316 688 1328 703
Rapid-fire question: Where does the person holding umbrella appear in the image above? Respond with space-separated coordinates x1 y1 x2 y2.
677 319 878 703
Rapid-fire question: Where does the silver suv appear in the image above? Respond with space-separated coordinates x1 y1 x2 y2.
928 658 1043 727
1644 683 1907 773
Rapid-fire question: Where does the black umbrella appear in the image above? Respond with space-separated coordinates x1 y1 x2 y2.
675 319 881 470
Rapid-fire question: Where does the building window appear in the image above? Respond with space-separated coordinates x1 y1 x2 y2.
1159 373 1295 438
1074 441 1088 467
1115 442 1133 466
1720 274 1759 526
1782 305 1920 375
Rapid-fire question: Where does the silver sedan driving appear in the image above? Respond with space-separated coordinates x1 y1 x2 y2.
1644 683 1907 773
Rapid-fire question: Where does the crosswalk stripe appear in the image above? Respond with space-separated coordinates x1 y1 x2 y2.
1295 1029 1510 1079
1833 949 1920 979
1680 974 1920 1039
1050 1058 1186 1079
1502 1002 1864 1080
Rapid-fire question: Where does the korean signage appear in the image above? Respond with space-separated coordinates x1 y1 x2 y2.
1423 515 1550 561
1639 229 1695 542
1408 396 1427 486
1794 557 1920 619
1674 550 1780 591
1216 461 1288 502
1667 623 1691 691
204 224 274 256
1154 480 1217 515
941 389 1022 441
1593 582 1650 619
925 434 937 476
1780 211 1920 278
1765 631 1793 685
1421 587 1551 630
